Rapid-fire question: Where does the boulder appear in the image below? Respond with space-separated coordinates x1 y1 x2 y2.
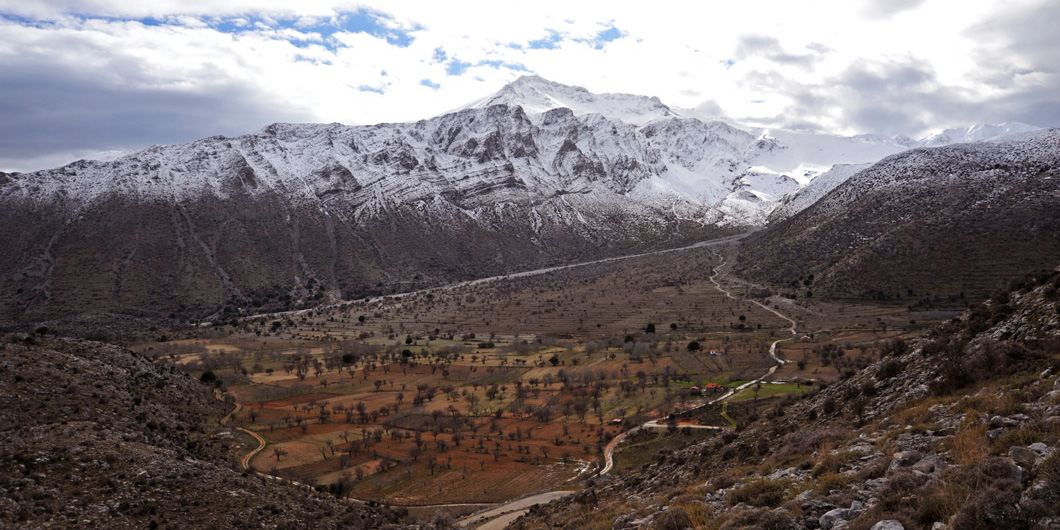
888 450 922 472
870 521 905 530
800 499 838 517
819 501 864 530
1001 457 1030 484
1028 442 1052 458
912 454 946 474
1010 446 1037 469
989 415 1019 429
819 508 849 530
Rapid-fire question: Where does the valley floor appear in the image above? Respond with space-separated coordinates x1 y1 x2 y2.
133 236 937 527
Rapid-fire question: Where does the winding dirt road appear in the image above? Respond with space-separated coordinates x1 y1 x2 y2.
457 491 576 530
238 427 266 471
220 402 268 471
593 251 800 510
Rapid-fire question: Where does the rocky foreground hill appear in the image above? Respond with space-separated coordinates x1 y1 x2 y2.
511 268 1060 529
0 334 407 529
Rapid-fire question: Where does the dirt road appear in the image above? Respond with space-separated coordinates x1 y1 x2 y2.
457 491 576 530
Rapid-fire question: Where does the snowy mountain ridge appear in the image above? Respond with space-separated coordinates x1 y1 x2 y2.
0 75 1050 322
919 122 1042 148
2 76 1040 229
740 127 1060 300
459 75 680 126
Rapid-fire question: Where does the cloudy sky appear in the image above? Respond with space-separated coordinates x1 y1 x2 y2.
1 0 1058 172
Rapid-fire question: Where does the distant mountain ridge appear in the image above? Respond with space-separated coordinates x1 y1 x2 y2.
919 122 1042 147
0 76 1044 322
740 128 1060 302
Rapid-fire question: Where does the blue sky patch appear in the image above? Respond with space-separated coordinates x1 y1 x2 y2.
446 59 472 75
358 85 385 94
3 8 422 52
572 24 626 50
721 59 736 69
1 12 163 28
432 47 447 63
293 54 331 65
528 29 563 50
420 79 440 90
335 10 420 47
477 60 530 72
204 9 421 51
591 25 624 48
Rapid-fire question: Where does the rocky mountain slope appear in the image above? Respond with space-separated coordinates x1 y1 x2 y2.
0 333 405 529
765 163 872 223
0 102 722 324
739 129 1060 303
0 76 1040 323
510 268 1060 530
0 77 908 324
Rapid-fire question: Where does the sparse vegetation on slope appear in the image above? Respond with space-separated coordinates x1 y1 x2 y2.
740 129 1060 305
0 334 405 529
508 268 1060 529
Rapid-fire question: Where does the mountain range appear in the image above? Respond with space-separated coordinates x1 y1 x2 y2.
0 75 1049 323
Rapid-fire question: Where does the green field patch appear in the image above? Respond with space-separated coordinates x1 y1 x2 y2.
728 382 809 402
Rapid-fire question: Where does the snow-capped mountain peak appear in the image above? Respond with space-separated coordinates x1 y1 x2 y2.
462 75 678 126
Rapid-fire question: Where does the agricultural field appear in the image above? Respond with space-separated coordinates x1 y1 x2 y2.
134 243 943 508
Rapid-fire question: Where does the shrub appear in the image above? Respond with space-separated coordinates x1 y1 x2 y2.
725 508 794 530
728 479 790 508
653 506 693 530
951 481 1029 530
877 471 924 512
1021 452 1060 520
813 450 860 478
814 472 853 494
989 426 1046 455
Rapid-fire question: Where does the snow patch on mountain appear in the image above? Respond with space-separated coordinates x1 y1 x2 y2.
462 75 678 126
767 163 873 223
918 122 1041 147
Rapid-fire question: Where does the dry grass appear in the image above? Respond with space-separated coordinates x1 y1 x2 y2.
949 424 989 467
727 478 793 508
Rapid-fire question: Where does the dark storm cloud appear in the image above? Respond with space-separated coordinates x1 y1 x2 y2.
982 89 1060 130
740 45 1060 138
0 39 313 171
962 0 1060 128
816 60 967 134
813 0 1060 134
735 34 818 68
737 59 960 135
